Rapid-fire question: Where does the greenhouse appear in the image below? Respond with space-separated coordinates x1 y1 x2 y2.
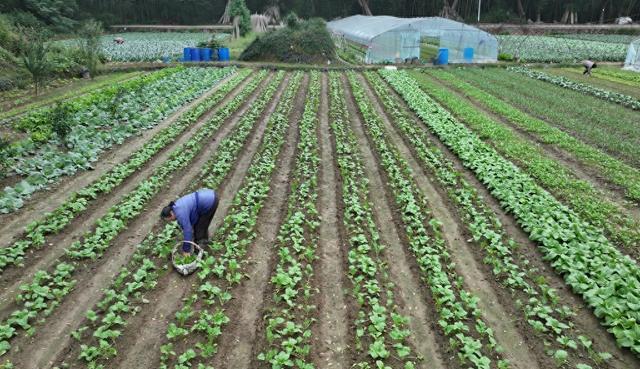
624 38 640 71
327 15 498 64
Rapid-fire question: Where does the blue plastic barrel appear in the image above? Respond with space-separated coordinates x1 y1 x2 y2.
183 48 191 62
463 47 474 63
200 48 212 62
436 48 449 65
190 48 201 62
218 47 230 61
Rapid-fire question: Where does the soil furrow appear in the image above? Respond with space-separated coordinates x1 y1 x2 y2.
341 75 447 369
355 73 540 369
0 71 238 246
213 75 307 369
379 75 640 369
0 72 257 313
105 73 294 369
4 72 276 369
427 73 640 222
311 73 350 369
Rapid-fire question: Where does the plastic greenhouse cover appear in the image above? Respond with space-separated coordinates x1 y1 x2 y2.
327 15 498 63
624 38 640 71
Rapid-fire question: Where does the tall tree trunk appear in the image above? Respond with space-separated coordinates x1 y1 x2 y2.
219 0 232 24
358 0 373 15
516 0 526 19
441 0 459 19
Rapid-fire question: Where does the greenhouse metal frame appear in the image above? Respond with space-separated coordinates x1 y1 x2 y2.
327 15 498 64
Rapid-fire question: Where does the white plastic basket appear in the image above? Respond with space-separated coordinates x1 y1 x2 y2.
171 241 204 276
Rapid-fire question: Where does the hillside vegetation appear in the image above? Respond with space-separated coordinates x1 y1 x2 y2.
240 17 334 64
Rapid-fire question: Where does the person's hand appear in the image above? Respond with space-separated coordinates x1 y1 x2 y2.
182 251 191 257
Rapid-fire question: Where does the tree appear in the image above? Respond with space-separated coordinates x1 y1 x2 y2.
19 29 51 96
230 0 251 36
77 20 103 79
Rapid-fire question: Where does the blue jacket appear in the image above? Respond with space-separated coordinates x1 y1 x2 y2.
172 189 217 246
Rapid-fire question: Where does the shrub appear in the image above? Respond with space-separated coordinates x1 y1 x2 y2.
498 53 514 61
240 18 334 64
0 14 19 52
284 12 299 29
197 37 226 49
230 0 251 37
51 103 73 147
0 135 11 179
76 20 103 78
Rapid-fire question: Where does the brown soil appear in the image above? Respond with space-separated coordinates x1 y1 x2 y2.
215 75 307 369
310 73 351 369
0 72 237 248
342 74 449 369
100 72 288 369
4 73 275 369
0 72 253 313
377 74 640 369
355 73 543 369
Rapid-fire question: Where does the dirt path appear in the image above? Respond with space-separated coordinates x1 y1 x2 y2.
0 72 238 247
311 74 350 369
0 72 254 313
5 73 274 369
379 76 640 369
212 75 307 369
107 73 294 369
341 75 447 369
353 73 541 369
426 73 640 222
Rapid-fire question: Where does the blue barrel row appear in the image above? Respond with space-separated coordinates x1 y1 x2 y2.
435 47 475 65
183 47 231 62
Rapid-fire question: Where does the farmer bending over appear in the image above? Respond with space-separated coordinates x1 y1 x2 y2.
161 188 219 256
582 60 597 76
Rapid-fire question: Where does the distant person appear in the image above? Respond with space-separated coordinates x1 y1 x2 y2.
161 189 219 256
582 60 597 76
114 37 125 45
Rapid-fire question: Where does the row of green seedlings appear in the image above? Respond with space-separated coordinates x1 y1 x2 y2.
257 71 321 368
422 70 640 249
347 72 506 369
328 72 416 369
70 70 287 369
507 67 640 111
365 71 612 369
0 70 270 359
159 71 304 369
3 67 225 213
593 68 640 86
433 69 640 206
0 67 244 273
381 70 640 357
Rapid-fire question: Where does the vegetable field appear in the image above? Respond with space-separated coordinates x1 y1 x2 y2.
0 66 639 369
497 35 629 62
55 33 226 62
